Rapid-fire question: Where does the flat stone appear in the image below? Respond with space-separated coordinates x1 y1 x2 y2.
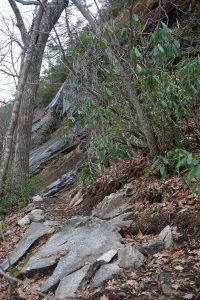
25 203 40 213
158 225 173 248
17 215 31 226
91 263 121 289
20 215 130 293
137 240 165 255
1 222 53 271
92 191 131 219
69 189 83 207
30 209 43 215
97 249 117 263
118 246 145 269
55 265 90 299
32 195 43 202
29 136 66 174
44 220 63 227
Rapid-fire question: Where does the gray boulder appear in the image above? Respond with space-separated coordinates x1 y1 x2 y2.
118 246 145 269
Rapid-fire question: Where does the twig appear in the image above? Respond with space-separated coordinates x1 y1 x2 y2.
0 265 47 298
0 222 12 298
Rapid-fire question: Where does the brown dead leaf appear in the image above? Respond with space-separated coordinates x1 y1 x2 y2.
100 295 108 300
175 265 184 271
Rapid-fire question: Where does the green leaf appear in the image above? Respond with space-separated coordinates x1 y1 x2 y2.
194 165 200 180
121 28 128 38
136 64 143 73
100 41 107 49
134 48 143 59
158 44 164 53
174 39 180 49
160 165 166 178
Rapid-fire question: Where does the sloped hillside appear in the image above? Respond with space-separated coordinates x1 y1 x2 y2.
0 1 200 299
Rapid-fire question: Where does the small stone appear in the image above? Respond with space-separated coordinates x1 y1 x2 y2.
69 189 83 207
158 225 173 248
91 263 121 288
18 215 31 225
97 249 117 263
125 187 136 197
30 209 43 215
118 246 145 269
4 230 14 237
29 214 45 222
32 195 43 202
25 203 39 213
138 240 165 255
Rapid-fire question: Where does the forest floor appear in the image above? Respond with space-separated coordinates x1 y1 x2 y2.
0 156 200 300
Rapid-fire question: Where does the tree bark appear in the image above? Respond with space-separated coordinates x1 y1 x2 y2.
0 0 68 194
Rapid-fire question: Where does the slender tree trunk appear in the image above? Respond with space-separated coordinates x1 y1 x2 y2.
0 48 34 194
72 0 158 156
14 49 44 175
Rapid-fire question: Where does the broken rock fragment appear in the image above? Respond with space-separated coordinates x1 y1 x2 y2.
137 240 165 255
32 195 43 202
17 214 31 226
158 225 173 248
91 263 121 289
55 264 91 299
118 246 145 269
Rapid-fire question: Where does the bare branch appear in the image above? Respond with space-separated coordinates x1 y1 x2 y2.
0 68 19 78
15 0 40 5
8 0 28 47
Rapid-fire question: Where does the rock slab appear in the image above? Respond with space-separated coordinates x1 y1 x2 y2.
20 215 131 292
55 265 91 299
91 263 121 289
92 191 131 219
1 222 53 271
97 249 117 263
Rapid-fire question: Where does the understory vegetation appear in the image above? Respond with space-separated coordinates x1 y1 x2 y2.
35 2 200 192
0 0 199 214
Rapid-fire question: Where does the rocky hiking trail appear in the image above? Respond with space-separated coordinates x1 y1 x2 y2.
0 157 200 300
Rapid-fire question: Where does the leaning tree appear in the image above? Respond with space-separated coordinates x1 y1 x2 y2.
0 0 69 195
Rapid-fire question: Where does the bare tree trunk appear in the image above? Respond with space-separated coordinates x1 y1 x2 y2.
14 0 69 178
72 0 158 156
0 0 69 195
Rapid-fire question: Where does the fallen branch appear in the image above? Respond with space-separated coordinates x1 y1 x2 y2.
0 266 47 298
